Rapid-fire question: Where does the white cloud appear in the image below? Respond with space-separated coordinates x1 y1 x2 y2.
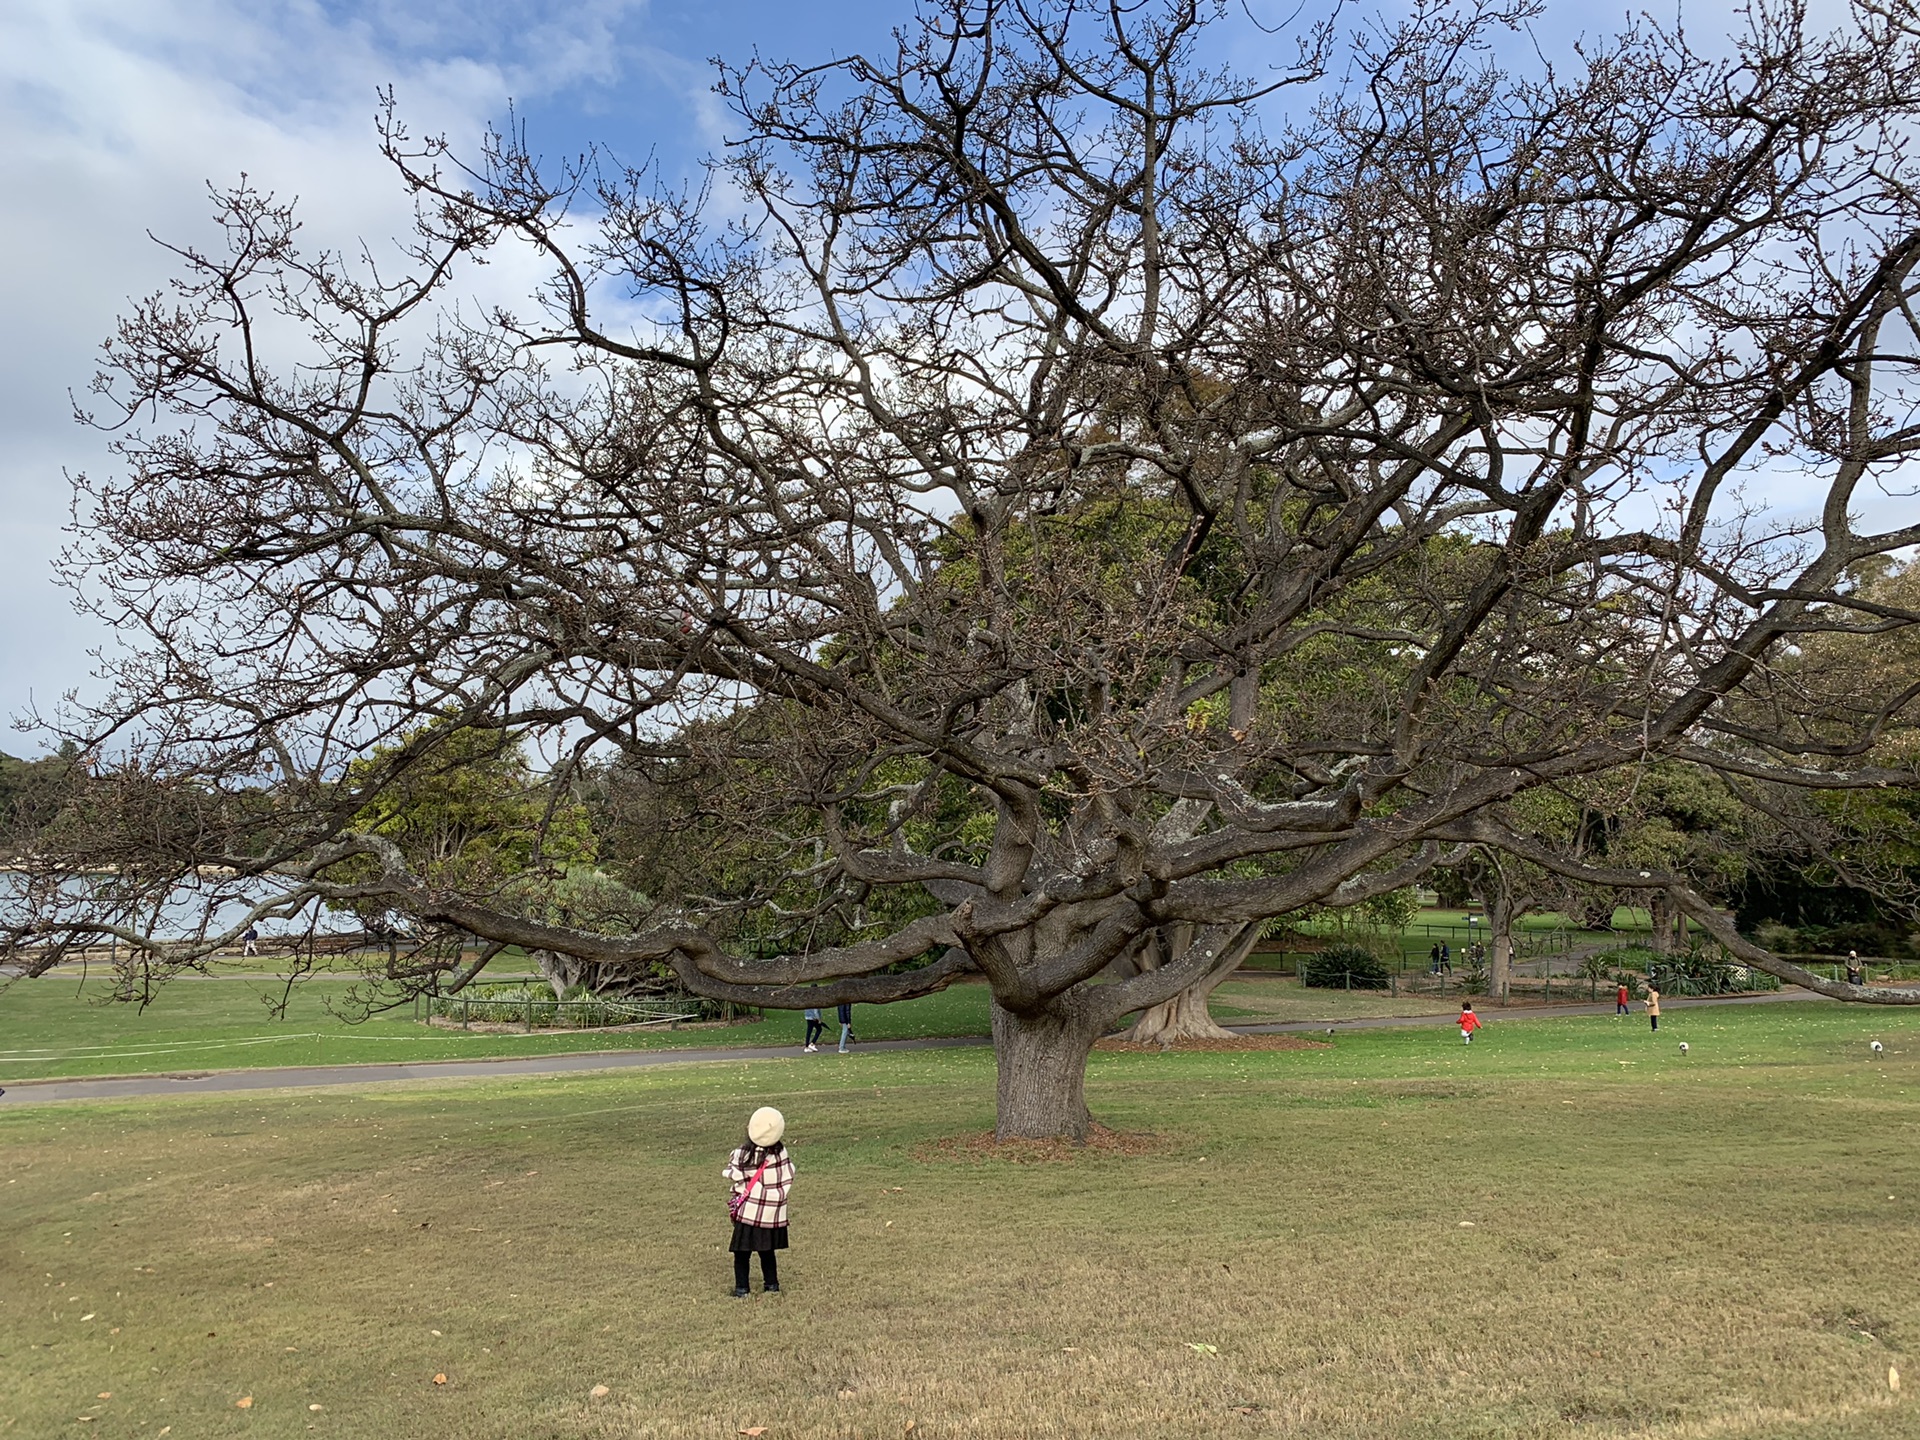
0 0 653 743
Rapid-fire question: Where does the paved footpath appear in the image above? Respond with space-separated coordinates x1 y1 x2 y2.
0 988 1820 1107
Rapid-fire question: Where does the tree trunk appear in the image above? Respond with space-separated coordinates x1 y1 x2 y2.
1127 982 1237 1045
991 1000 1099 1141
1650 891 1673 954
533 948 577 1001
1488 895 1513 1003
1123 923 1259 1044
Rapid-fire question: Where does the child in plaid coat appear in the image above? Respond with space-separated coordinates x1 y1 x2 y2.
725 1106 795 1297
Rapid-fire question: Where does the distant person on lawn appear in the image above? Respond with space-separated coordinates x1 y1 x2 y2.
1459 1002 1481 1045
241 925 259 958
1645 984 1661 1032
837 1001 855 1053
803 1007 824 1052
1616 981 1630 1017
725 1107 793 1297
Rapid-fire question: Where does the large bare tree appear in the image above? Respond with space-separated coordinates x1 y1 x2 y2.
14 0 1920 1137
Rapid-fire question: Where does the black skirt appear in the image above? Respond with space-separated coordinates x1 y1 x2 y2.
730 1221 789 1253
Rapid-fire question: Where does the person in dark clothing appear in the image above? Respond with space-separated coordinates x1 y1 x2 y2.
724 1107 794 1296
802 1006 824 1051
837 1001 855 1053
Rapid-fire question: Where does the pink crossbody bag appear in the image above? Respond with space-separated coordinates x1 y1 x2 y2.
729 1156 774 1222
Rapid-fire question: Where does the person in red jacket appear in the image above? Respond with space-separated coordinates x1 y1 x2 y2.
1459 1002 1482 1045
1616 981 1631 1017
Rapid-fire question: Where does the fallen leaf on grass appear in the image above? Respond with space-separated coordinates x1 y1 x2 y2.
236 1396 253 1409
837 1389 856 1400
310 1403 323 1411
1893 1365 1902 1392
905 1422 916 1433
430 1330 441 1337
1457 1221 1475 1228
1188 1342 1219 1355
157 1430 169 1437
80 1313 95 1321
432 1373 448 1386
97 1392 111 1399
739 1428 768 1436
590 1385 610 1399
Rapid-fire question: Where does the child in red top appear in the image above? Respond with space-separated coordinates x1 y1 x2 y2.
1459 1002 1482 1045
1616 982 1630 1016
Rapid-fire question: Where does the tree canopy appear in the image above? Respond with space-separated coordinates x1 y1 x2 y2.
11 0 1920 1137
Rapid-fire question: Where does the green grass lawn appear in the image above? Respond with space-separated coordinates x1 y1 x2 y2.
4 1002 1918 1438
0 977 996 1082
1210 977 1460 1021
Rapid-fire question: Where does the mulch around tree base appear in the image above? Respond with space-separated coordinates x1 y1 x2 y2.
1092 1034 1333 1053
914 1123 1172 1163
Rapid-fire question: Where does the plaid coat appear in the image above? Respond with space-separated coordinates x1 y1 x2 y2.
724 1144 795 1228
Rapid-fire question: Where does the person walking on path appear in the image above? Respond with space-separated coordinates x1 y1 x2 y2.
1645 984 1661 1032
241 925 259 958
1616 981 1630 1017
837 1001 855 1053
1458 1002 1482 1045
724 1107 794 1297
802 1007 824 1052
1847 950 1864 986
1440 941 1452 975
1429 943 1441 976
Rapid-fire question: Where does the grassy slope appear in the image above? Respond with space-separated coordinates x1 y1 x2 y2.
0 979 998 1081
0 974 1487 1083
4 1002 1919 1440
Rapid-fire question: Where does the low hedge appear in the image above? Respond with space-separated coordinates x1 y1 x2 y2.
1303 944 1392 990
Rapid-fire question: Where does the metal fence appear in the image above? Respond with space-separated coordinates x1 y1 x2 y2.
1269 948 1785 1002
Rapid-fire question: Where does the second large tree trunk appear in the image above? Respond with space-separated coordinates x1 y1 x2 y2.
991 1000 1100 1141
1488 896 1514 1003
1123 923 1259 1045
1126 982 1237 1044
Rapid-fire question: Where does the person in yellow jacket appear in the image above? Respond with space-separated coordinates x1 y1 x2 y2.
1645 984 1661 1033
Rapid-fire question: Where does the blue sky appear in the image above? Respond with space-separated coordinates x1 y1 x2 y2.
0 0 1833 749
0 0 914 743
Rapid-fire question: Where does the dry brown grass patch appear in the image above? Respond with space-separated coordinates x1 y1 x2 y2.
912 1122 1173 1163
